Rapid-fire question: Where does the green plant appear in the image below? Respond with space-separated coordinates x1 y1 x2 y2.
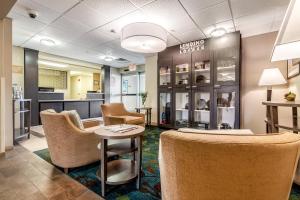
140 92 148 106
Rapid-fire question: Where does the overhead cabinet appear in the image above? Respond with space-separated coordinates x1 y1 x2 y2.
157 31 241 130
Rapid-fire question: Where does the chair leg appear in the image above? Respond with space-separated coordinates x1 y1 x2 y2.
64 168 68 174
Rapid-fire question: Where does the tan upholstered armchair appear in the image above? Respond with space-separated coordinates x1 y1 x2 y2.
40 111 101 173
101 103 145 126
159 130 300 200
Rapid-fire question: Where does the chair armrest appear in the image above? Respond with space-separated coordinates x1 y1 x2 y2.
106 116 126 125
82 119 101 128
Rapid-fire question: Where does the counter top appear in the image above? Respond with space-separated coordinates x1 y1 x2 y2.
39 99 105 102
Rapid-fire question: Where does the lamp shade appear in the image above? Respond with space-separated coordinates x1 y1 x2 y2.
271 0 300 61
258 68 287 86
121 22 167 53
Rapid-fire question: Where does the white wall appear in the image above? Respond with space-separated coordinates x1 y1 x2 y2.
145 55 158 125
110 67 121 103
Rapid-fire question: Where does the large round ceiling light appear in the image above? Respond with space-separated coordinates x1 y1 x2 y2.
121 22 167 53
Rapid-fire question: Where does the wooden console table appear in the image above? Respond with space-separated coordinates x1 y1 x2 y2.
135 107 152 126
94 125 144 197
262 101 300 133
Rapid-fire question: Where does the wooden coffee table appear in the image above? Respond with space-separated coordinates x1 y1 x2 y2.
94 125 145 197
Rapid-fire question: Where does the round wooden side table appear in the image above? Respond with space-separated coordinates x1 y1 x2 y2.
94 125 145 197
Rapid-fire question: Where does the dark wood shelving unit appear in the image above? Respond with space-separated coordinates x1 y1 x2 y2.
157 31 241 130
13 99 31 144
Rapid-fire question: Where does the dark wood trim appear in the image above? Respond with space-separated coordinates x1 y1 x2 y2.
24 48 39 126
102 65 111 103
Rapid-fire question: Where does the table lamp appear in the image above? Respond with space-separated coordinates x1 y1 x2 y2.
258 68 287 101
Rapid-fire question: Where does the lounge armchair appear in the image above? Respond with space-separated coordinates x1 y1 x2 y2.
40 110 101 173
101 103 145 126
159 130 300 200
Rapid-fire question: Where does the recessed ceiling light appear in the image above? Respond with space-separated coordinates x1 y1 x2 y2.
99 55 115 62
40 39 56 46
210 28 227 37
121 22 167 53
38 60 68 68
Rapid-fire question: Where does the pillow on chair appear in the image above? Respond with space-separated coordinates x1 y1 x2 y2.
62 110 84 130
44 109 56 113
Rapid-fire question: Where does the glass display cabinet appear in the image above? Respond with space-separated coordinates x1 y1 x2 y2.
173 53 191 88
158 91 172 128
191 89 212 129
175 91 190 128
192 50 212 86
214 86 239 129
158 57 172 88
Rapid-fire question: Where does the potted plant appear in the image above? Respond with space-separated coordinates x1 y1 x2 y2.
140 92 148 107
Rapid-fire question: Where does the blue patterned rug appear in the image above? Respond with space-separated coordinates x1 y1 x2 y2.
34 127 300 200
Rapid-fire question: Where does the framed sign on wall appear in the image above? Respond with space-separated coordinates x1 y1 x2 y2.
287 59 300 79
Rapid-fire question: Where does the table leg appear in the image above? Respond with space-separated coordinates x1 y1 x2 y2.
146 110 149 126
131 138 136 161
270 106 279 133
136 136 142 190
292 107 298 133
149 109 151 126
101 139 107 197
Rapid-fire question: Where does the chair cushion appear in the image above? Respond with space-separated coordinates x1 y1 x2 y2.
44 109 56 113
121 116 144 125
62 110 84 130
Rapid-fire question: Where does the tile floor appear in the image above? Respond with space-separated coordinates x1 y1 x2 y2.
0 145 104 200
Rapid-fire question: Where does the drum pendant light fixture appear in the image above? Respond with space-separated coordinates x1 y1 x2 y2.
121 22 167 53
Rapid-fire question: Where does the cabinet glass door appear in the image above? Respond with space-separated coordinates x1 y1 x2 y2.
215 47 238 84
175 92 190 127
192 50 211 86
159 92 172 126
158 58 172 88
193 91 211 129
216 90 236 129
173 53 191 87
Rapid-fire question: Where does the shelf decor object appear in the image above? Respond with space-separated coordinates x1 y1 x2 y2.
121 22 167 53
157 31 241 130
258 68 287 101
271 0 300 61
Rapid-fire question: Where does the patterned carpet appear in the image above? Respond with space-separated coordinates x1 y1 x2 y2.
34 127 300 200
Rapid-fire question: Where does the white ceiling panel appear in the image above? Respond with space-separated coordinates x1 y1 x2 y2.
141 0 197 33
230 0 290 19
50 16 92 38
189 1 232 29
12 27 34 46
179 0 225 13
96 10 148 37
10 0 61 24
38 26 81 43
167 34 180 47
172 28 205 43
129 0 157 7
64 3 110 29
203 20 235 37
70 28 115 49
83 0 137 21
30 0 80 13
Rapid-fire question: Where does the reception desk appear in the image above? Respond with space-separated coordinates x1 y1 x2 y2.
39 99 105 123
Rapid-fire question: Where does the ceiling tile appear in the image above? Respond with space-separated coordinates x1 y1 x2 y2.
39 26 81 43
50 16 92 38
167 34 180 47
9 0 61 24
189 1 232 29
235 11 274 37
83 0 137 21
129 0 157 7
141 0 197 33
96 10 148 37
64 3 110 29
12 27 34 46
172 28 205 43
70 28 115 48
179 0 225 13
203 20 235 37
30 0 80 13
230 0 290 19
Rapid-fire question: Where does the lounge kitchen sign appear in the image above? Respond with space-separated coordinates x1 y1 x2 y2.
179 40 205 54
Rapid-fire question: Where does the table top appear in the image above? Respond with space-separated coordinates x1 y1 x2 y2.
94 125 145 139
262 101 300 107
135 107 152 110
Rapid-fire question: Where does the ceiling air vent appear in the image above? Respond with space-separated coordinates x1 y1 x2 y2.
115 58 130 63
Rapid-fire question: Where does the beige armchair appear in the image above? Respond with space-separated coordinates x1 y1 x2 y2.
101 103 145 126
159 130 300 200
40 111 101 173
